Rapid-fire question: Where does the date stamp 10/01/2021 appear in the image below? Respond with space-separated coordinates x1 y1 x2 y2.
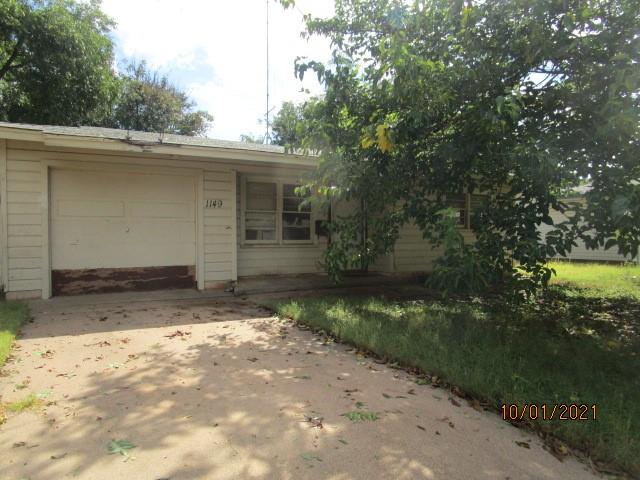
501 404 598 421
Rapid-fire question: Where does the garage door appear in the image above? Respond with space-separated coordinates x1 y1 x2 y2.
50 169 197 295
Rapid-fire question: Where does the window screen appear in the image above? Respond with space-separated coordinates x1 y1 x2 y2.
245 181 276 241
282 184 311 241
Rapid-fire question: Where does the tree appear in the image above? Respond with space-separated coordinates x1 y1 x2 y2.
239 132 265 144
271 99 324 147
271 101 302 146
0 0 117 125
109 61 213 136
285 0 640 295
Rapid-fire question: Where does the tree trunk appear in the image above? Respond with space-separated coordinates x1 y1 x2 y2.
0 38 24 81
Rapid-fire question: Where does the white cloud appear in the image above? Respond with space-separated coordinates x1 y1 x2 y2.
101 0 334 140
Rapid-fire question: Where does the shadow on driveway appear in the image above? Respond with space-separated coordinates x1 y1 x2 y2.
0 298 597 480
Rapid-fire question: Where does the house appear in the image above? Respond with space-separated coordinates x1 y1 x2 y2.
538 185 638 264
0 122 472 299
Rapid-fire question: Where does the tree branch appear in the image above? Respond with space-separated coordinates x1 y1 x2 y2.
0 38 25 81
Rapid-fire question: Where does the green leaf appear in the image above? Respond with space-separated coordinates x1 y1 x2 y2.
342 410 379 422
300 452 322 462
107 439 136 456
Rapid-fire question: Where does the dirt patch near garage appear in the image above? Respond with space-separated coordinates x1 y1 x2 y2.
0 297 599 480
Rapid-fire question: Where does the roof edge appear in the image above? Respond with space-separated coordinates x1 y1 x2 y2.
0 123 317 168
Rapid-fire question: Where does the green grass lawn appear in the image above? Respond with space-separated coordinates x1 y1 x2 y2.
550 261 640 300
270 263 640 476
0 301 29 368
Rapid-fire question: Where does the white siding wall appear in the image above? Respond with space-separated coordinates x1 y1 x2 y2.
0 139 496 297
2 140 238 298
5 147 42 296
203 170 234 286
393 223 475 272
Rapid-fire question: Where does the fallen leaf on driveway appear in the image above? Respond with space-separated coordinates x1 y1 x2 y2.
247 357 258 362
342 410 379 422
449 397 461 407
300 452 322 462
50 453 68 460
303 415 324 429
83 341 111 347
164 330 191 339
437 416 455 428
107 439 136 459
12 441 26 448
34 350 54 359
544 439 569 460
515 441 531 449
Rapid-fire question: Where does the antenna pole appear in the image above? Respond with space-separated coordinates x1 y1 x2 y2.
265 0 270 144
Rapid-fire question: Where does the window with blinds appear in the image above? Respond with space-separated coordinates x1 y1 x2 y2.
282 184 311 241
242 179 313 244
245 181 277 241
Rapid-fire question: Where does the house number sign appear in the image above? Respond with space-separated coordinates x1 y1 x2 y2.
205 199 224 208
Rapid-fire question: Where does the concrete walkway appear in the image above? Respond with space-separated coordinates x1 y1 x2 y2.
0 295 598 480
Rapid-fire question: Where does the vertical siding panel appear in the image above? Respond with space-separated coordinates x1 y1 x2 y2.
0 139 7 290
197 171 205 290
5 146 43 295
203 169 234 286
230 170 237 280
40 164 50 298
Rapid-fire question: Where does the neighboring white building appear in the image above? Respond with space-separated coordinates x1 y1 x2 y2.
539 187 638 264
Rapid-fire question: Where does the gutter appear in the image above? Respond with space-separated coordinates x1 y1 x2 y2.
0 125 318 168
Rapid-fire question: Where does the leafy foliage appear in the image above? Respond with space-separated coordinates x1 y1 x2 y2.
271 100 318 147
0 0 116 125
239 132 266 144
285 0 640 296
0 2 213 136
426 208 493 296
106 61 213 136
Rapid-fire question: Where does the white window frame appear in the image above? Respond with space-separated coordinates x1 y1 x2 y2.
242 177 279 245
240 175 316 246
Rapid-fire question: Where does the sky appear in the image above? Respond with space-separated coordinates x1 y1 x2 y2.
100 0 335 141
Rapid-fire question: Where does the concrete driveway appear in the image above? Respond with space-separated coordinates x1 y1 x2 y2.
0 295 598 480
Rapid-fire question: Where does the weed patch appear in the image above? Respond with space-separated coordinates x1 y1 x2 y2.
0 301 29 368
